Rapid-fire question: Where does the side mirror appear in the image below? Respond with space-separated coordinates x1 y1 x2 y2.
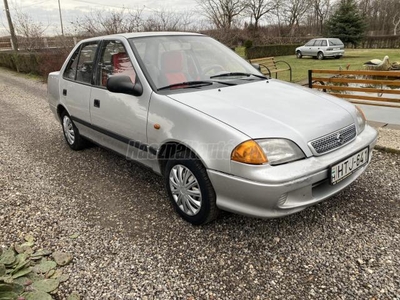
251 63 261 71
107 75 143 96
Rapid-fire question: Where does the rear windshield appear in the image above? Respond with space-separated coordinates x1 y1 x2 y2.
328 39 344 46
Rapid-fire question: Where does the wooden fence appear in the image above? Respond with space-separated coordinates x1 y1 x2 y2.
308 69 400 108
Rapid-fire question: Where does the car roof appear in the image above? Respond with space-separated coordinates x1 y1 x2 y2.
79 31 204 43
313 38 342 41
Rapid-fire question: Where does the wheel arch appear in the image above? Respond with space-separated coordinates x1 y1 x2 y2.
157 141 207 176
57 104 68 123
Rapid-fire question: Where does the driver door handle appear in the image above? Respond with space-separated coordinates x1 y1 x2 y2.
94 99 100 108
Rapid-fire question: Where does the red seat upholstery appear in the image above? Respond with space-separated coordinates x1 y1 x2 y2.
110 52 136 84
161 51 187 85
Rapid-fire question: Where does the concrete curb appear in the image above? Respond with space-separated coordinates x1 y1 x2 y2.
369 122 400 154
374 145 400 154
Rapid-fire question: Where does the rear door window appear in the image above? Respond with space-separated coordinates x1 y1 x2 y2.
63 42 99 84
314 40 322 47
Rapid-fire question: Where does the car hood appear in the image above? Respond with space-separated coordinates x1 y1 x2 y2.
167 80 356 153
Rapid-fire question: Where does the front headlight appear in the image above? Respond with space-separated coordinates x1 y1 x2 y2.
231 139 305 166
355 106 366 133
256 139 305 165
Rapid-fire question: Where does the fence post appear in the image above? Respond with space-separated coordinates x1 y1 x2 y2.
43 37 48 48
308 70 313 89
73 37 77 45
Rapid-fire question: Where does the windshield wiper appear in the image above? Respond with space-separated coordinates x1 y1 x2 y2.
158 81 213 91
210 72 268 80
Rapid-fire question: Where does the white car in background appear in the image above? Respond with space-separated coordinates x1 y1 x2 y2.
47 32 376 225
296 38 345 60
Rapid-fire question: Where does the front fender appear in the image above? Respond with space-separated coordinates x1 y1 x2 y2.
147 93 250 175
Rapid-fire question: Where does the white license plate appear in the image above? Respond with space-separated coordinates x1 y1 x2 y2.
330 148 369 185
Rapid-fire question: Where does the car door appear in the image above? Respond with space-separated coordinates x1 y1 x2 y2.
303 39 315 56
320 39 327 52
89 39 152 164
311 40 322 56
61 41 99 122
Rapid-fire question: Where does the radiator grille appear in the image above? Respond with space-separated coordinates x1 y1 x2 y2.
310 124 356 155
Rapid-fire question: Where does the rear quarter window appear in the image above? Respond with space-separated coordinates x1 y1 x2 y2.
328 39 344 46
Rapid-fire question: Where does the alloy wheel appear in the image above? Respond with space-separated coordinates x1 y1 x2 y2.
63 115 75 145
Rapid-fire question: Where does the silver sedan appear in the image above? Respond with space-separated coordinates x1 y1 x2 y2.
48 32 377 225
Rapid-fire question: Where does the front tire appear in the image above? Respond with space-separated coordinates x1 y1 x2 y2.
165 151 219 225
61 112 86 150
296 51 302 59
317 52 324 60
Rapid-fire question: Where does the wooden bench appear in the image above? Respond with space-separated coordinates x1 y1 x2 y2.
308 69 400 108
250 57 292 82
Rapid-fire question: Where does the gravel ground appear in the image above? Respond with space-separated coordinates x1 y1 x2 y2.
0 68 399 299
376 127 400 153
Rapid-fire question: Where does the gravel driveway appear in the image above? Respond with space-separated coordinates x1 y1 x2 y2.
0 68 399 299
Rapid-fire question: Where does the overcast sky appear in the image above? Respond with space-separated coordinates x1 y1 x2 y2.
0 0 200 36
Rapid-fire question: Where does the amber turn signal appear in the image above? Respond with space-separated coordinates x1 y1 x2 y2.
231 140 268 165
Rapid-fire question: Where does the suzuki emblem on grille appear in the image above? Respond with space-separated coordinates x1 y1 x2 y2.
336 133 344 145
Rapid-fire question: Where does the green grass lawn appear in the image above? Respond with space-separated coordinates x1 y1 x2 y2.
237 48 400 83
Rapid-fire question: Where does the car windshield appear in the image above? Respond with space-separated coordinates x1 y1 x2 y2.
129 35 264 91
328 39 344 46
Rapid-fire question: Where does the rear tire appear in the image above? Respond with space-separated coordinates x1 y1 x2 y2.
296 51 302 59
61 112 86 150
165 151 219 225
317 52 324 60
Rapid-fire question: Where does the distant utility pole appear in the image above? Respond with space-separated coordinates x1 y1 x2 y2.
58 0 64 36
3 0 18 51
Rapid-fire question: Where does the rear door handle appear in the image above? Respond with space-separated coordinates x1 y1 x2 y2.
94 99 100 108
63 89 67 96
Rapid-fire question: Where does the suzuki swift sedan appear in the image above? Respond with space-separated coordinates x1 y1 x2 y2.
48 32 377 225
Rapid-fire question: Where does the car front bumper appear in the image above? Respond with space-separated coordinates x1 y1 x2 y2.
207 125 378 218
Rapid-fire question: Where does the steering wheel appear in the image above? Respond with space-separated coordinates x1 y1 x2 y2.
201 64 225 77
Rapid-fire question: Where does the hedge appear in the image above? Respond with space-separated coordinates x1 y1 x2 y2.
245 44 303 59
0 50 69 81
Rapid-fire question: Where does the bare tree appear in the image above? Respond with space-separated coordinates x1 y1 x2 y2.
280 0 311 36
245 0 279 29
358 0 400 35
144 8 194 31
196 0 246 29
14 11 47 50
312 0 331 35
393 12 400 35
71 8 144 36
